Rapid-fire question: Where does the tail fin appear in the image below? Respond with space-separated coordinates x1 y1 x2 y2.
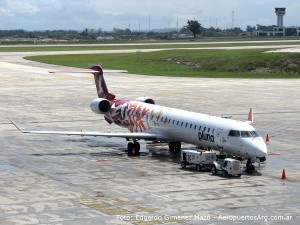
247 108 253 123
90 66 115 100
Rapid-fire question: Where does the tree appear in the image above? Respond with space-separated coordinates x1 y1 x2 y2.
186 20 202 38
246 25 256 32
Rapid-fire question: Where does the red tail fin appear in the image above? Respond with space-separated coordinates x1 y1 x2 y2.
247 108 253 123
90 66 115 100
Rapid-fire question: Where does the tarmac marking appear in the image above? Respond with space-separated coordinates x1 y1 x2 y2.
56 77 71 80
31 78 49 81
77 197 161 217
83 201 107 206
78 198 108 206
135 206 159 213
97 207 130 215
78 197 133 215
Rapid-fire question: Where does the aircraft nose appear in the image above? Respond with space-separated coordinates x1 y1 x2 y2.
256 139 268 157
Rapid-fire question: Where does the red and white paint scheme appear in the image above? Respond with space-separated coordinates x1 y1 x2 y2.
11 66 267 172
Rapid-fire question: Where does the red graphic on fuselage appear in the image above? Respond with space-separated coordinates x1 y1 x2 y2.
90 65 163 133
109 100 153 132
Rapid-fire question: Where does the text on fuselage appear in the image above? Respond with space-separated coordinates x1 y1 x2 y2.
198 131 214 142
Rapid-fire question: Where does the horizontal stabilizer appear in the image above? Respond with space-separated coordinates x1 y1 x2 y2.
49 69 128 74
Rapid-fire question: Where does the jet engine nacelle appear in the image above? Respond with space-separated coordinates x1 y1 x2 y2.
90 98 111 114
135 97 155 104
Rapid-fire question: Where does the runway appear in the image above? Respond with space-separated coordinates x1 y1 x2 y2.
0 50 299 224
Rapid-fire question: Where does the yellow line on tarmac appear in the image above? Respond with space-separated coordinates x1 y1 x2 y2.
31 78 48 81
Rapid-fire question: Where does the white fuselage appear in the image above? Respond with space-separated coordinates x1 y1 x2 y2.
107 100 267 159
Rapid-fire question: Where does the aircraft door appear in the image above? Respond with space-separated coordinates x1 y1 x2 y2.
216 129 225 150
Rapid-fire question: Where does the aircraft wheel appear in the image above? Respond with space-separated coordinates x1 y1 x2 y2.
246 164 256 173
127 142 134 156
237 174 242 177
211 166 218 175
196 164 202 172
133 141 140 156
168 142 175 152
174 142 181 153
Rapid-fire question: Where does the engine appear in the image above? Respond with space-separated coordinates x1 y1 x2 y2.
135 97 155 104
90 98 111 114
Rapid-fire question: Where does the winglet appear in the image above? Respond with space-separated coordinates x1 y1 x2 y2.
247 108 253 123
8 118 26 133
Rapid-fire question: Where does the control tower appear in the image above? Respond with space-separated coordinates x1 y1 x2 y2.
275 7 286 27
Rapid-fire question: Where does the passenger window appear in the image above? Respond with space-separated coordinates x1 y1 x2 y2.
181 122 183 126
199 126 202 131
228 130 240 137
177 121 179 126
203 127 206 132
194 125 197 130
190 124 192 129
208 128 210 133
185 123 188 128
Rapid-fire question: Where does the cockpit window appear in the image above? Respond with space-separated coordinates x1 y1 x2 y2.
251 131 260 137
228 130 240 137
241 130 261 138
241 131 251 137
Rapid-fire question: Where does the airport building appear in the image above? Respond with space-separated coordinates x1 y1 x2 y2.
254 7 300 36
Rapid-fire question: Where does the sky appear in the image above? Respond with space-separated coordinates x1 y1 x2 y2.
0 0 299 31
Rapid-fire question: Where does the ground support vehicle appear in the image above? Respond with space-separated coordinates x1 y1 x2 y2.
180 150 216 171
211 158 243 177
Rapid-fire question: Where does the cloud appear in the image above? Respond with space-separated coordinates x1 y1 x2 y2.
0 0 298 31
0 0 39 16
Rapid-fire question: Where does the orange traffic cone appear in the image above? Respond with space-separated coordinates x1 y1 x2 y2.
266 134 270 143
281 169 286 179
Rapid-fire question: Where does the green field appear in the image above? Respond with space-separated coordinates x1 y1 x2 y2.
25 49 300 78
1 40 300 52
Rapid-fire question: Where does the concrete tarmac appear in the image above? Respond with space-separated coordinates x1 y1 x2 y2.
0 52 299 224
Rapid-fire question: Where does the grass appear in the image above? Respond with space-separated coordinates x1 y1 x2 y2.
25 49 300 78
1 40 300 52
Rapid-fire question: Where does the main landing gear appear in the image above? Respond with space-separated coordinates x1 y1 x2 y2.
127 141 140 156
168 142 181 153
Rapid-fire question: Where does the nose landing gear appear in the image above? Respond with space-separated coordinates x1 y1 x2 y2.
246 158 256 173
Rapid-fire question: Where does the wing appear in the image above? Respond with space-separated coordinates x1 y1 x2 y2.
9 118 158 141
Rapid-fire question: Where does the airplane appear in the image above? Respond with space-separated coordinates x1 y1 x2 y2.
10 65 267 172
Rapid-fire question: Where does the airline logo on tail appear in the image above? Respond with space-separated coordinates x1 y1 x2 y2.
90 66 115 100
